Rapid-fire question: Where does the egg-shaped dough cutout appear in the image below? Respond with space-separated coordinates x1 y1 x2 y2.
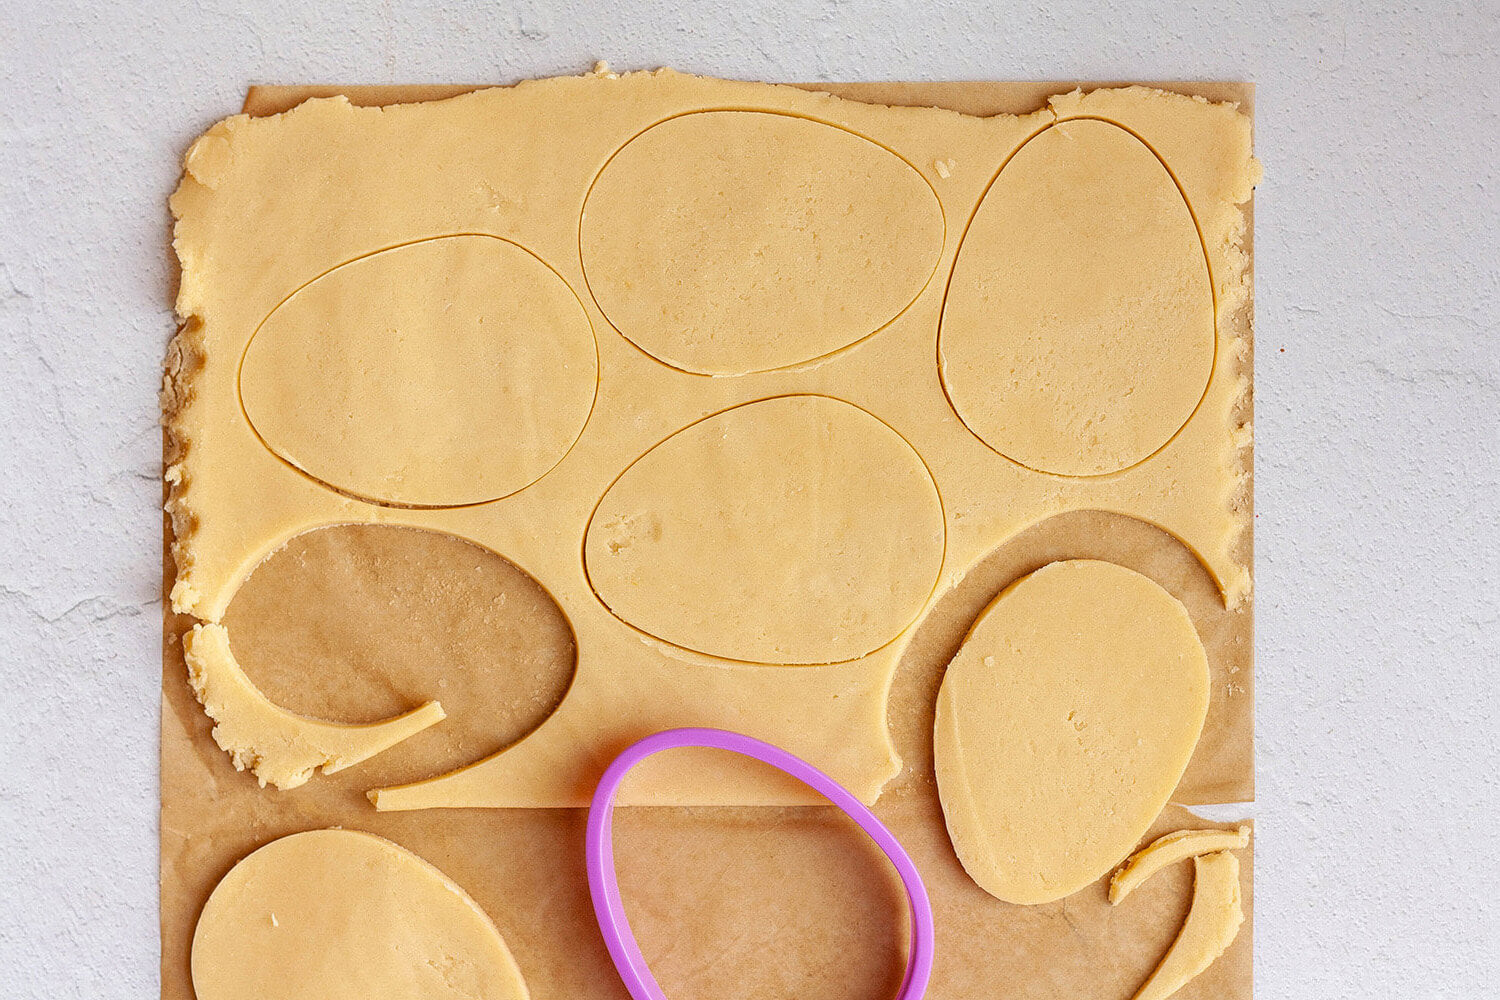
580 111 944 374
940 119 1214 476
934 559 1209 905
585 395 945 664
191 829 529 1000
240 234 596 507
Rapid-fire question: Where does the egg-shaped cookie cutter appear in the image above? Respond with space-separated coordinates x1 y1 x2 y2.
585 727 935 1000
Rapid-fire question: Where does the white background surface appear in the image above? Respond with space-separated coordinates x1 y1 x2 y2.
1 2 1496 997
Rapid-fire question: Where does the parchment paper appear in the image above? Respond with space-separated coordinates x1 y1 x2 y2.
162 79 1254 1000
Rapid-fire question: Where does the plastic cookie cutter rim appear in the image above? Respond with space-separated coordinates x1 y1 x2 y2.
584 726 936 1000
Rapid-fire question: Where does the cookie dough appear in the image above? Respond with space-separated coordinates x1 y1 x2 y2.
940 118 1215 476
166 72 1255 805
240 234 597 507
1127 851 1244 1000
580 110 944 374
1111 825 1252 903
184 623 445 789
933 560 1210 904
585 395 945 664
191 829 529 1000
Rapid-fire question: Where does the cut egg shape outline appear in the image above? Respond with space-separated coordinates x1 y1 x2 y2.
580 109 947 377
238 233 600 509
583 393 947 666
937 117 1218 479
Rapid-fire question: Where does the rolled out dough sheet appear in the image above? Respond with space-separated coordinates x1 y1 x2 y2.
166 70 1255 809
162 76 1254 1000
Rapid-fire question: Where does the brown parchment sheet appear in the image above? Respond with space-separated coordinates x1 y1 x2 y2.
163 79 1253 1000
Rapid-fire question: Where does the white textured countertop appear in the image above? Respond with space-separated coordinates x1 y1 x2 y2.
1 1 1496 996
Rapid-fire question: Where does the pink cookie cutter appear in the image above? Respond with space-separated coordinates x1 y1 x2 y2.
585 727 935 1000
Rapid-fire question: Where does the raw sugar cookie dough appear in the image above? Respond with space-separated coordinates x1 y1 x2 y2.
165 70 1257 811
1123 851 1246 1000
579 110 946 375
584 394 946 665
939 117 1215 476
239 234 598 507
933 560 1211 905
183 621 446 789
1112 825 1253 904
163 75 1257 1000
191 829 529 1000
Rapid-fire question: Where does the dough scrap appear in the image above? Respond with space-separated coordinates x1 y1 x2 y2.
166 72 1256 805
933 560 1210 904
191 829 529 1000
1127 851 1244 1000
940 118 1215 476
183 623 445 789
580 110 944 375
1110 825 1252 903
585 395 945 664
240 234 597 508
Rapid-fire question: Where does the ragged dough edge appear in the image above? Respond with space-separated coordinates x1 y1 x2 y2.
1048 86 1259 608
161 314 205 616
165 113 258 617
165 112 275 619
1127 851 1245 1000
1214 151 1257 611
1110 825 1252 903
182 623 445 789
